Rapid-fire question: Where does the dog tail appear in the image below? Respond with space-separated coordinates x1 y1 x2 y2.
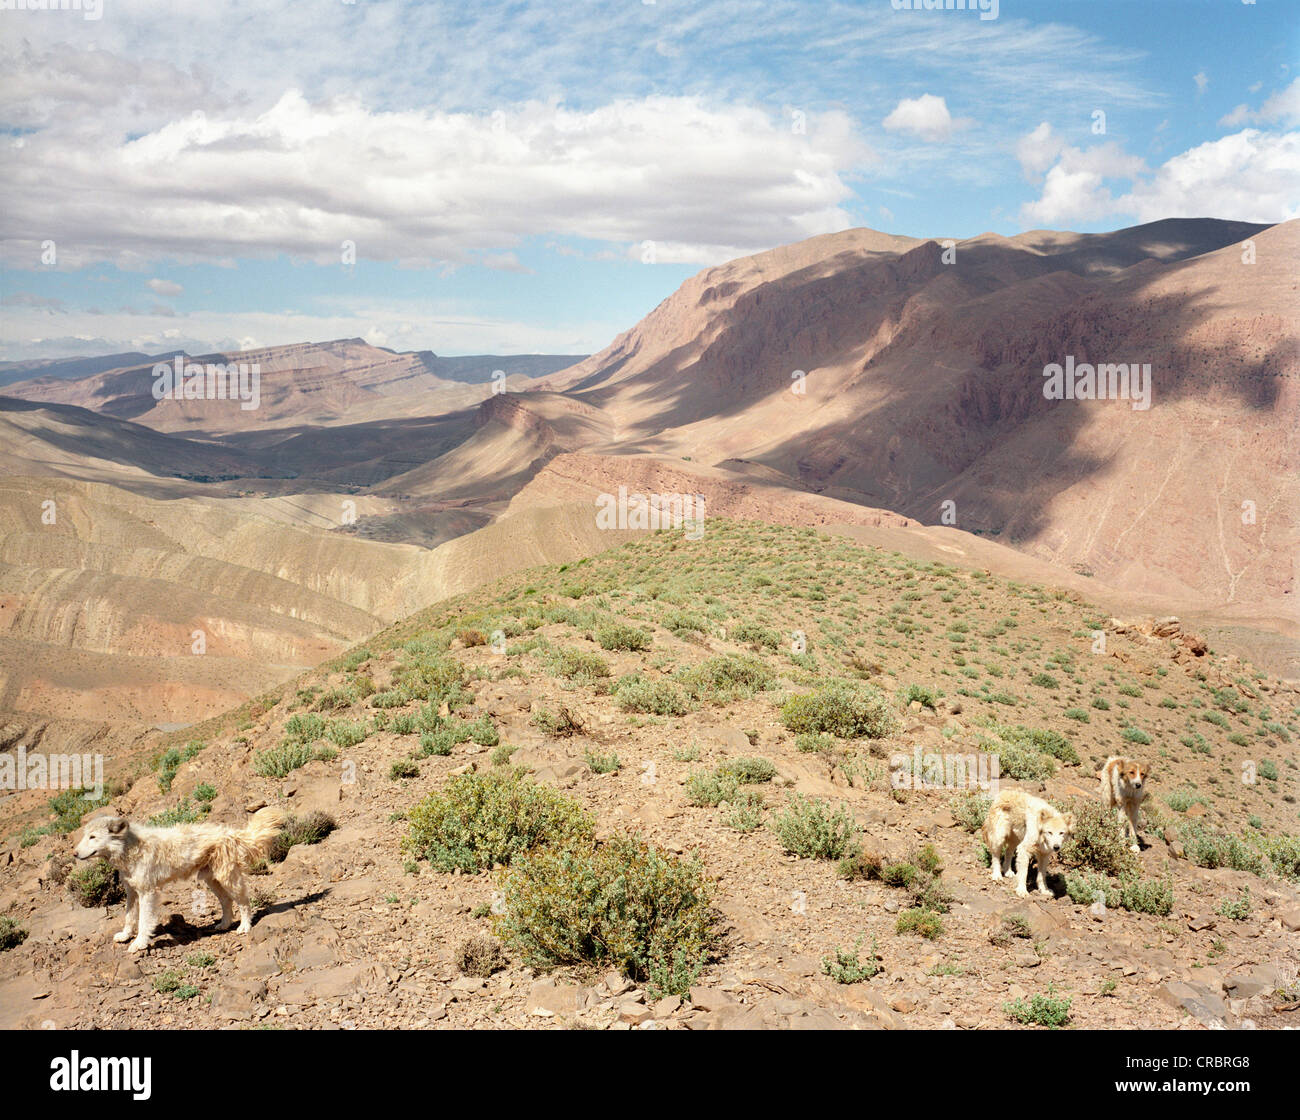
211 807 286 879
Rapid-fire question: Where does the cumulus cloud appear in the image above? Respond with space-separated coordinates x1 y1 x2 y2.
882 94 970 142
1 91 871 269
147 278 183 297
1017 123 1300 227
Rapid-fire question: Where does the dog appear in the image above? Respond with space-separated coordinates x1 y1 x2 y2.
982 789 1075 898
74 807 284 952
1099 755 1149 852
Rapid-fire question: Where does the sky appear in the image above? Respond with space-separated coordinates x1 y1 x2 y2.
0 0 1296 362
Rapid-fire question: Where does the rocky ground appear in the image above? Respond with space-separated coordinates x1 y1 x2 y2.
2 523 1297 1030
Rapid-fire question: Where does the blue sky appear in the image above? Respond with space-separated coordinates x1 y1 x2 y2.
0 0 1296 361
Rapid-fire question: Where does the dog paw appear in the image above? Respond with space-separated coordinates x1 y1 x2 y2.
215 920 233 931
113 931 132 943
1014 887 1030 898
1129 844 1140 853
126 940 149 953
1037 887 1052 897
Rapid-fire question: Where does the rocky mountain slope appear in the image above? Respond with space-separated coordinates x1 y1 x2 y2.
1 521 1295 1030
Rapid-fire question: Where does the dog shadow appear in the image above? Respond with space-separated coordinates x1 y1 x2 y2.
156 888 333 946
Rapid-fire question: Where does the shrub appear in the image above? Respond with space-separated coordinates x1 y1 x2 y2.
984 740 1055 782
779 682 897 739
1029 673 1059 689
837 848 884 882
1181 822 1265 875
404 769 593 873
325 720 368 750
67 859 124 907
584 749 621 774
531 705 585 737
156 740 204 793
550 647 612 684
1217 889 1251 921
1004 987 1072 1028
997 724 1079 765
148 798 209 826
1058 798 1140 879
389 758 420 780
770 795 858 860
716 757 776 784
685 770 740 807
896 908 943 939
881 861 918 888
821 939 882 983
950 793 991 833
679 655 775 702
1119 877 1174 916
283 713 326 742
254 740 336 779
1063 708 1090 723
494 835 719 998
1065 871 1119 908
267 811 337 863
731 622 780 650
899 684 939 710
1121 726 1152 745
596 623 651 652
1091 696 1110 710
614 675 689 716
0 917 28 952
456 934 508 977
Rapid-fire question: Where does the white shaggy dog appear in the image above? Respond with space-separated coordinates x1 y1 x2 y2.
74 807 284 952
1099 755 1149 852
982 789 1075 899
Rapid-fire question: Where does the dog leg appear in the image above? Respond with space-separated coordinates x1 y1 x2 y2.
1014 842 1033 898
226 871 254 934
128 892 156 953
990 844 1004 880
114 885 138 943
1126 805 1141 852
197 868 234 930
1036 853 1051 896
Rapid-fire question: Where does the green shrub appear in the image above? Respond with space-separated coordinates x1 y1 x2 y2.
148 798 209 826
389 758 420 780
821 939 882 983
1091 697 1110 710
584 749 621 774
325 720 368 750
614 675 688 716
596 623 651 652
67 859 124 907
266 811 337 864
283 713 326 742
1121 726 1152 745
1180 822 1265 876
1004 986 1072 1028
1063 708 1090 723
779 682 897 739
770 795 858 860
679 655 775 702
404 769 593 873
1029 673 1059 689
716 757 776 784
996 724 1079 765
899 684 939 710
0 917 28 952
1217 889 1251 921
686 770 740 807
1119 877 1174 916
1058 797 1140 879
495 835 718 998
254 740 337 778
731 622 779 650
156 741 204 793
896 907 944 939
550 647 612 683
950 793 991 833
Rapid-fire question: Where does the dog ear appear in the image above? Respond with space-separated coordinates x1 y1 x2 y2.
106 817 128 835
1063 813 1076 831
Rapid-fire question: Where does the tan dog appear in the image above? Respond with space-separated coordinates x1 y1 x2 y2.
1099 755 1149 852
74 807 284 952
983 789 1075 898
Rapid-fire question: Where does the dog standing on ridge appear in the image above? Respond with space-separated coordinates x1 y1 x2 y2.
74 807 284 952
1099 755 1149 852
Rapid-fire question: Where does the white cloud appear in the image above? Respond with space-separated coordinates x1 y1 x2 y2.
1018 125 1300 227
1219 76 1300 128
882 94 970 142
147 278 183 297
2 92 870 268
1194 71 1209 96
1015 122 1065 178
